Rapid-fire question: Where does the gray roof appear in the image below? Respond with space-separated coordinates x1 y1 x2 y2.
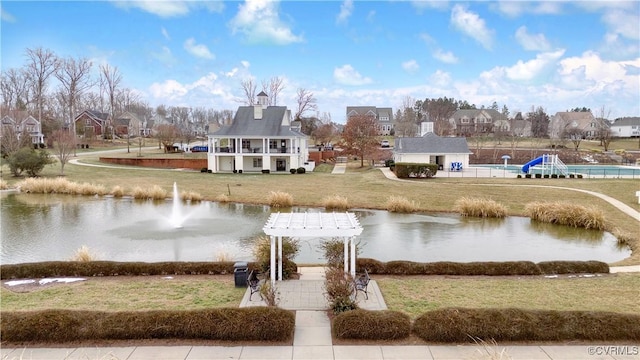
612 117 640 126
212 106 306 137
395 132 472 154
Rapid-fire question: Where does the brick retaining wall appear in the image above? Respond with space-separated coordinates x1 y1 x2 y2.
99 157 207 170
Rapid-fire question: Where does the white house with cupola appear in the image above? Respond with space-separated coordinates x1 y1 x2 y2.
206 92 310 173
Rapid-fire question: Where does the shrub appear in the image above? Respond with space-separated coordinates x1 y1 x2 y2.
333 310 410 340
393 162 438 179
525 174 532 178
384 159 395 167
323 267 357 314
386 195 418 213
7 147 54 177
320 238 361 268
517 174 522 178
577 174 583 178
551 174 558 178
569 174 575 178
200 167 208 173
453 197 507 218
290 169 296 174
322 195 349 211
110 185 125 197
0 179 9 190
252 235 299 280
535 173 542 178
559 174 566 178
259 280 279 307
413 308 640 342
543 174 550 178
296 167 306 174
267 191 293 208
537 260 609 274
0 307 295 342
71 246 98 262
524 201 605 230
181 190 203 202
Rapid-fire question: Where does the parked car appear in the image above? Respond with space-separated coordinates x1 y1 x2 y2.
381 140 390 148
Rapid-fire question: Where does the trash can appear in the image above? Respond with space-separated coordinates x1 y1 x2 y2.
233 261 248 288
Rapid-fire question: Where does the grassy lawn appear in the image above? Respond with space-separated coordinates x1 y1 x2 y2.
377 273 640 318
0 276 245 312
3 273 638 318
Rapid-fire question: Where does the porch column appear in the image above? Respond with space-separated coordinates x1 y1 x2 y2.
350 236 356 277
343 237 349 275
277 236 283 281
270 236 276 286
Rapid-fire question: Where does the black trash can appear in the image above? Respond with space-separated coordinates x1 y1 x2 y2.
233 261 248 288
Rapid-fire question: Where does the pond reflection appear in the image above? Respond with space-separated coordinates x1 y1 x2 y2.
0 193 629 265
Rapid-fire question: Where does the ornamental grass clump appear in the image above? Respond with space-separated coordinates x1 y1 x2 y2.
268 191 293 208
322 195 350 211
323 266 358 314
110 185 125 197
454 197 508 218
17 177 72 194
525 201 605 230
0 179 9 190
131 185 168 200
71 245 98 262
215 194 230 203
385 195 418 213
181 190 203 202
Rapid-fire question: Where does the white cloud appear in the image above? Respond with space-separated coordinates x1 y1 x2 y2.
494 1 563 17
504 49 565 81
149 79 188 100
151 46 175 66
429 70 452 87
333 64 373 86
183 38 214 60
602 8 640 40
402 60 419 73
419 32 435 45
161 27 170 41
1 8 16 22
111 0 223 17
433 49 459 64
559 51 639 89
450 5 494 50
241 60 251 68
410 1 449 12
336 0 353 25
515 26 551 51
229 0 303 45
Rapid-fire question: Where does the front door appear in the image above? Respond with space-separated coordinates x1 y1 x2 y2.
276 159 286 171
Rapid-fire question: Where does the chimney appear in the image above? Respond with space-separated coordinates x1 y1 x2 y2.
254 105 262 120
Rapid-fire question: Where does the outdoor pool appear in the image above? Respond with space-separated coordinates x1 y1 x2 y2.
476 164 640 178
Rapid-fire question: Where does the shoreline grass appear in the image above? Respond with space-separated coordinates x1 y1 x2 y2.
525 201 606 230
454 197 508 218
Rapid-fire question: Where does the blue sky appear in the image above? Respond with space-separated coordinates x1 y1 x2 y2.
1 1 639 122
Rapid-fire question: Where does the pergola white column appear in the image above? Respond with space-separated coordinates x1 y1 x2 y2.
263 212 363 286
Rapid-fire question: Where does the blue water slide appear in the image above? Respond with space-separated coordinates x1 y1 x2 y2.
521 155 546 173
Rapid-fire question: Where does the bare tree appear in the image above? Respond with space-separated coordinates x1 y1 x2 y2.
55 56 93 155
0 126 31 158
595 105 613 151
1 67 32 110
240 78 257 105
51 129 75 175
156 124 180 153
340 114 380 167
311 123 336 146
564 127 584 151
100 64 122 141
395 96 419 137
24 47 59 124
262 76 285 106
294 88 317 121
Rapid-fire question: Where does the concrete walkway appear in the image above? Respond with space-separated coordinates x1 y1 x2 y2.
3 267 638 360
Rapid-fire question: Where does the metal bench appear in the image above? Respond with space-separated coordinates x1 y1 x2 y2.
247 270 262 301
354 269 370 300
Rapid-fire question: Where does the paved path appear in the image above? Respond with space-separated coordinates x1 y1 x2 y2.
4 267 638 360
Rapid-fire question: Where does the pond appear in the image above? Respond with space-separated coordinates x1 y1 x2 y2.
0 193 629 265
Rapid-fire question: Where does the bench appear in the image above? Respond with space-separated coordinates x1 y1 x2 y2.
247 270 262 301
354 269 370 300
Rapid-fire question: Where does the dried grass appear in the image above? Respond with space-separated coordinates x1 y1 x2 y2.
0 179 9 190
524 201 605 230
215 194 230 203
268 191 293 208
322 195 350 211
71 246 98 262
110 185 125 197
181 190 203 202
16 178 106 196
454 197 508 218
385 195 418 213
131 185 168 200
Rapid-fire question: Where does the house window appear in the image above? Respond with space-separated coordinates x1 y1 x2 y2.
253 158 262 168
380 116 389 122
269 140 278 149
242 140 251 150
461 118 469 123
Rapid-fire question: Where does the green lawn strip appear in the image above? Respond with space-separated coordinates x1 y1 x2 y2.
0 276 245 312
377 273 640 318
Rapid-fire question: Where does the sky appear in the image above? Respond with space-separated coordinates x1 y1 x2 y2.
1 0 639 123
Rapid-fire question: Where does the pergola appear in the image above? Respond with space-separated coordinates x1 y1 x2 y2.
262 212 363 285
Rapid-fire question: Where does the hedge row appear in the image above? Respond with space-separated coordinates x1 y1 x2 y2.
356 258 609 276
1 307 295 343
0 261 264 280
334 308 640 342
